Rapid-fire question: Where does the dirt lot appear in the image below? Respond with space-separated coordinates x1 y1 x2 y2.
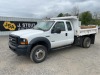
0 30 100 75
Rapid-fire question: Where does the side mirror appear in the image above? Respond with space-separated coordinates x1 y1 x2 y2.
51 28 61 34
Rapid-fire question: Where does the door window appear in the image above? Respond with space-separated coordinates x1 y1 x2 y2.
66 22 72 31
53 22 65 31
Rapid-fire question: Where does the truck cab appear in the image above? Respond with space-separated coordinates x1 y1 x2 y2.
9 16 98 63
44 20 74 48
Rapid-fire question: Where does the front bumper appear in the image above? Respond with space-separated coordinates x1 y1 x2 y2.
9 43 31 56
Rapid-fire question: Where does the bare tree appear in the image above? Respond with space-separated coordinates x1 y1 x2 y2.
93 12 99 19
71 6 79 17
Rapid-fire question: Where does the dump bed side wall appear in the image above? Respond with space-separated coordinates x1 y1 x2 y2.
78 26 98 36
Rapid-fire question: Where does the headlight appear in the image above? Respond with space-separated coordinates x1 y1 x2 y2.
20 38 28 45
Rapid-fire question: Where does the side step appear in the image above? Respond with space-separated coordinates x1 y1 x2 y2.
52 45 72 51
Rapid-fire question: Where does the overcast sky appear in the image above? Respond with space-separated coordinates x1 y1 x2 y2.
0 0 100 18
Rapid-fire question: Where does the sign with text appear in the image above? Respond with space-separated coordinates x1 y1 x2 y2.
0 21 37 31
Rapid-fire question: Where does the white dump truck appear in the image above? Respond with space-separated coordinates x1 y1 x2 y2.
9 16 98 63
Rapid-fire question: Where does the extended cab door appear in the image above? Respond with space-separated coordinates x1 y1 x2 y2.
49 21 74 48
65 21 74 45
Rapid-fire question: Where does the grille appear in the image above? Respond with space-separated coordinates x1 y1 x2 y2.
9 35 18 46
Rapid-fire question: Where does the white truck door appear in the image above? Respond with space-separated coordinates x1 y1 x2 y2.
65 21 74 44
50 21 71 48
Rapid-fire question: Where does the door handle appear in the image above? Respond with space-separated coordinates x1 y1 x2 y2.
65 33 68 36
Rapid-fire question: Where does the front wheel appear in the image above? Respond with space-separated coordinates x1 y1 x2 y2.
83 37 91 48
30 45 47 63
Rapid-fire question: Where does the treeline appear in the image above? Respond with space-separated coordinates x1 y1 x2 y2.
57 11 100 26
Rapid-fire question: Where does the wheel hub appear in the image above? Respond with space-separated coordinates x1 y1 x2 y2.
35 49 45 60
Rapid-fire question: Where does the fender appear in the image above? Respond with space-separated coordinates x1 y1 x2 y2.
29 37 51 51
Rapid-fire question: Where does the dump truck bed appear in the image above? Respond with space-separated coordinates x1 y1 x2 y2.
77 25 98 36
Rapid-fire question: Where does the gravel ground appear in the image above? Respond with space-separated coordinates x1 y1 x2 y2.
0 30 100 75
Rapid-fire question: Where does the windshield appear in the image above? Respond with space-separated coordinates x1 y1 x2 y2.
34 21 55 31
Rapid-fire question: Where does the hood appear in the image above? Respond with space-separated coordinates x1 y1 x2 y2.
11 29 44 37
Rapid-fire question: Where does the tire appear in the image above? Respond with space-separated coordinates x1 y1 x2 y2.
83 37 91 48
30 45 47 63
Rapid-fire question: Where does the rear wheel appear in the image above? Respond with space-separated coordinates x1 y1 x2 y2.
82 37 91 48
30 45 47 63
